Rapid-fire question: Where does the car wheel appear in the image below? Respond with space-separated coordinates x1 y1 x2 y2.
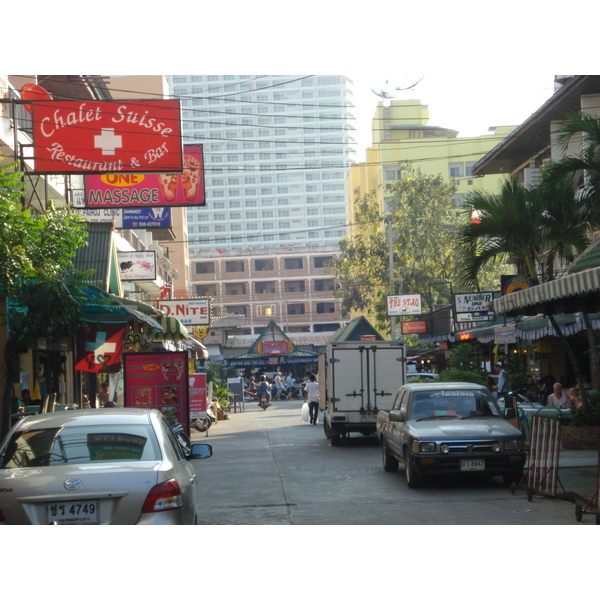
323 419 332 440
404 450 423 488
382 440 399 472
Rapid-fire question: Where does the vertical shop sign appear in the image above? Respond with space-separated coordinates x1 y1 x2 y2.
189 373 207 420
124 352 189 433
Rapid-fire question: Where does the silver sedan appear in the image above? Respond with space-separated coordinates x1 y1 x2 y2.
0 408 212 525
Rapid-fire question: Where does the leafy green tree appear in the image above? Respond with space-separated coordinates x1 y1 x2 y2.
1 159 89 436
456 172 597 408
331 166 462 332
448 341 485 374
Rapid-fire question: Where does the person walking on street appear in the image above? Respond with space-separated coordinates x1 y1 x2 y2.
495 362 508 397
304 373 319 425
274 372 283 401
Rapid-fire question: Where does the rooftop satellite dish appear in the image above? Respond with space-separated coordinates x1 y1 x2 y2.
371 80 396 106
395 75 425 91
372 76 425 106
148 243 164 259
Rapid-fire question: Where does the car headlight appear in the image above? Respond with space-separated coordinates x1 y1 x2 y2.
419 442 437 453
440 444 449 454
492 443 501 453
504 439 520 451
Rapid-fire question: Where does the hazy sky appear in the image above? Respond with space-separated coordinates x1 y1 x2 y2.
351 72 557 160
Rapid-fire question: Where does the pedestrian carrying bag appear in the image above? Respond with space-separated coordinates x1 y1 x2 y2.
302 402 309 423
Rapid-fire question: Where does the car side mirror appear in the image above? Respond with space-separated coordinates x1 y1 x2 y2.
389 410 405 423
504 408 517 420
190 443 213 459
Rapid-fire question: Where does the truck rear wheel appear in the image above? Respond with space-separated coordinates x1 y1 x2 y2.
382 440 399 472
323 418 332 440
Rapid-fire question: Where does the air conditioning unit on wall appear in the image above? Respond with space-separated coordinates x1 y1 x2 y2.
523 167 541 188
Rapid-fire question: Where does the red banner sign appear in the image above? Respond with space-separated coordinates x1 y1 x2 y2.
262 341 289 354
32 100 182 174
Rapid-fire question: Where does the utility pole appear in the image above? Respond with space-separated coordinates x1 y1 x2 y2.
387 215 396 340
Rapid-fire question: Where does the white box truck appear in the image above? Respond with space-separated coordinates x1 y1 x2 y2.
319 340 406 446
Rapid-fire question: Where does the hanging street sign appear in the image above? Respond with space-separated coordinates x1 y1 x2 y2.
453 291 499 323
387 294 422 316
31 99 182 174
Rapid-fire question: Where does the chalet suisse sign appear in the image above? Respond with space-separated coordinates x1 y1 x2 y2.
32 100 183 174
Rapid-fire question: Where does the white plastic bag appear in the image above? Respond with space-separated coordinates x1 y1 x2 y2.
302 402 309 423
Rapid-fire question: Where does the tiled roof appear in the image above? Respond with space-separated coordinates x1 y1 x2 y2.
227 332 331 349
209 314 246 329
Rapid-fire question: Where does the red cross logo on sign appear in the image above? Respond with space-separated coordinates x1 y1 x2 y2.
94 128 123 155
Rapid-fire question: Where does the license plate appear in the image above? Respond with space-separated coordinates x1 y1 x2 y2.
460 459 485 471
47 502 99 525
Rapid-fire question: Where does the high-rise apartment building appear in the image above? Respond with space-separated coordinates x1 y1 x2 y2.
166 75 356 254
162 75 356 335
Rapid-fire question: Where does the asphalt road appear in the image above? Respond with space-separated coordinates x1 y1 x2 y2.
191 399 598 526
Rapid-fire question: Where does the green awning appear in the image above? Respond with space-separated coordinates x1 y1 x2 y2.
147 316 189 340
82 286 163 331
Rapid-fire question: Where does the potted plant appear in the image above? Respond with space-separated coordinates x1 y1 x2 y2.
212 383 233 420
562 392 600 449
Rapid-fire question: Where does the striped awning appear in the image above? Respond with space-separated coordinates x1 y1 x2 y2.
493 267 600 317
147 316 189 340
181 337 209 359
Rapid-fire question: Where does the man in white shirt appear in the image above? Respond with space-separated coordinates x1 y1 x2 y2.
304 374 320 425
274 372 283 401
496 362 508 395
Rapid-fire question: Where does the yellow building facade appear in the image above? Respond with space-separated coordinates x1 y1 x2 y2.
347 99 516 226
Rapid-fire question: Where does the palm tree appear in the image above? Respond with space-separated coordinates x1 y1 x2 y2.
545 111 600 215
457 173 595 407
458 176 546 289
543 111 600 397
459 172 594 287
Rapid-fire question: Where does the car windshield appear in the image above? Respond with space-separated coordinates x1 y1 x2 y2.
0 424 161 468
410 389 501 420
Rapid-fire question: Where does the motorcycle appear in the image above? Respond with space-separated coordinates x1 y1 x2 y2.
192 406 216 437
258 392 270 410
280 384 302 400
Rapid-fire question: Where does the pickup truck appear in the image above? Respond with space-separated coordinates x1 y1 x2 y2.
377 382 526 488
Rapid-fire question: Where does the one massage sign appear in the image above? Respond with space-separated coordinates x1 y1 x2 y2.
31 99 183 174
84 145 205 208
